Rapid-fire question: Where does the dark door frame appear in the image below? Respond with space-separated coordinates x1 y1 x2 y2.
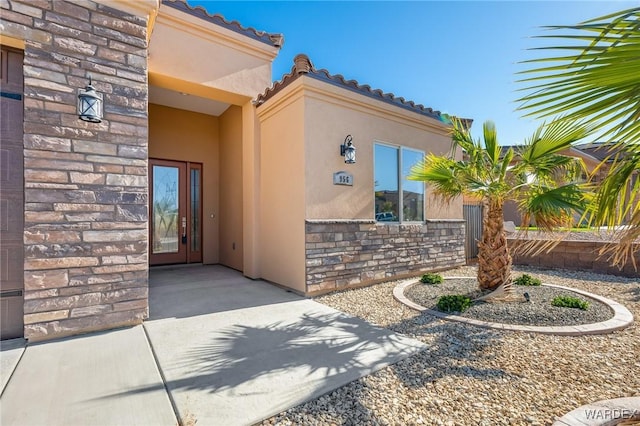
149 158 202 266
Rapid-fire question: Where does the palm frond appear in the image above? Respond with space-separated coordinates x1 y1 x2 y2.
589 145 640 226
519 119 594 164
408 154 463 200
516 6 640 267
517 7 640 144
519 184 587 231
483 121 500 166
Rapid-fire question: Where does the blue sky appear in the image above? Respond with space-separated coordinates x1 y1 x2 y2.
189 1 638 146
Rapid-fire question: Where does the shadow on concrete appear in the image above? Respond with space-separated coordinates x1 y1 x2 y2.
148 265 301 320
176 312 414 394
258 311 513 424
141 303 423 425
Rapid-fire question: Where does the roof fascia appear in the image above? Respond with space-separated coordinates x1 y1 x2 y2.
258 76 451 136
156 2 280 62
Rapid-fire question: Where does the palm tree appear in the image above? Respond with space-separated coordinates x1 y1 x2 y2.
409 118 592 293
516 7 640 266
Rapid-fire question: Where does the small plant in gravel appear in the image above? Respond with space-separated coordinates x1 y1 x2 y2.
436 295 472 313
513 274 542 286
552 295 589 310
420 273 444 285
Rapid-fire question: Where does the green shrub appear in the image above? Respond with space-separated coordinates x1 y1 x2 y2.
513 274 541 286
420 273 444 285
436 295 472 313
552 295 589 310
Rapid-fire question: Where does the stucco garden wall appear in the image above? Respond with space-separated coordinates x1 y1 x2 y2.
1 0 149 340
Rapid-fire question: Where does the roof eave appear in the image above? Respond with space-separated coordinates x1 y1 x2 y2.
257 54 468 126
161 0 284 48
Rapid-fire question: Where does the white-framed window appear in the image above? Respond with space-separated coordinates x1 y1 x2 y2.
374 143 425 223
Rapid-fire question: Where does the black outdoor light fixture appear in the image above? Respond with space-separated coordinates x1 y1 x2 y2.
340 134 356 164
78 76 103 123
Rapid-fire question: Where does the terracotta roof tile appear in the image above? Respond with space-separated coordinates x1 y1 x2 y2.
257 54 466 125
162 0 284 48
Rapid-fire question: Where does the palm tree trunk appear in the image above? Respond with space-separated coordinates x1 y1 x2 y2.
477 200 512 291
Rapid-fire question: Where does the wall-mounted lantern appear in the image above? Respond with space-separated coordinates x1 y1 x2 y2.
340 134 356 164
78 76 103 123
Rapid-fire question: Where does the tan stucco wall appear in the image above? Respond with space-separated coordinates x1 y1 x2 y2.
241 102 261 279
150 3 278 101
219 106 244 270
257 97 306 292
256 76 465 292
301 79 463 221
149 104 220 264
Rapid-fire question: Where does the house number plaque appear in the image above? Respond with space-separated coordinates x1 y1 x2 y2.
333 171 353 186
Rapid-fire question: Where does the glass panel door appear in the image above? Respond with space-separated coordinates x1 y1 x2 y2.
152 165 180 254
149 159 203 265
149 159 187 265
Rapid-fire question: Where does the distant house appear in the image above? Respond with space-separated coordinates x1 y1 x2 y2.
498 142 638 226
1 0 468 341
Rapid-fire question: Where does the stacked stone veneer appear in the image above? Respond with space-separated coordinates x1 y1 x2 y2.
305 220 466 294
2 0 149 340
509 238 640 278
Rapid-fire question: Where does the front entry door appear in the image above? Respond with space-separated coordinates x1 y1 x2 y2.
1 46 24 340
149 159 202 265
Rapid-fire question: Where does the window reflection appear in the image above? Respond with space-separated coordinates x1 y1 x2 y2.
152 166 179 254
374 144 425 222
402 148 424 222
374 144 399 221
191 168 200 252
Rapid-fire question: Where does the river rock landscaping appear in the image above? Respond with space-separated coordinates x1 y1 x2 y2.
262 265 639 426
404 277 613 326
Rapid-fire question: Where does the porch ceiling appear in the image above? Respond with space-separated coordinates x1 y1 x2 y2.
149 86 230 116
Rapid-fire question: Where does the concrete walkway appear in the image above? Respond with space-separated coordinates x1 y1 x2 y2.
0 326 176 426
0 266 426 426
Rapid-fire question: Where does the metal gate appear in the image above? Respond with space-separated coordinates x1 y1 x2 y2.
463 204 483 261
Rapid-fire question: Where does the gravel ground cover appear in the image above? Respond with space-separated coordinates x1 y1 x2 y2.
405 278 613 326
262 265 640 426
510 229 634 242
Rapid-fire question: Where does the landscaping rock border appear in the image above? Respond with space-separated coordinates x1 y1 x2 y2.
393 279 634 335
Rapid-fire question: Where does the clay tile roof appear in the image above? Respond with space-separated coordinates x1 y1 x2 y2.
257 54 469 126
162 0 284 48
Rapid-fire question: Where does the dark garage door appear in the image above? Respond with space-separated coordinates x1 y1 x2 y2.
1 46 24 340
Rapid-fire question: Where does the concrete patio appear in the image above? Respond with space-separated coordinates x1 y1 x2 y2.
0 265 426 425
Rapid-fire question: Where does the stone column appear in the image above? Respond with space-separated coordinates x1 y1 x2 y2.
1 0 150 340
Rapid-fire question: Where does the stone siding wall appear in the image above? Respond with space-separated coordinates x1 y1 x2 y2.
508 238 640 278
305 220 466 294
2 0 149 340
